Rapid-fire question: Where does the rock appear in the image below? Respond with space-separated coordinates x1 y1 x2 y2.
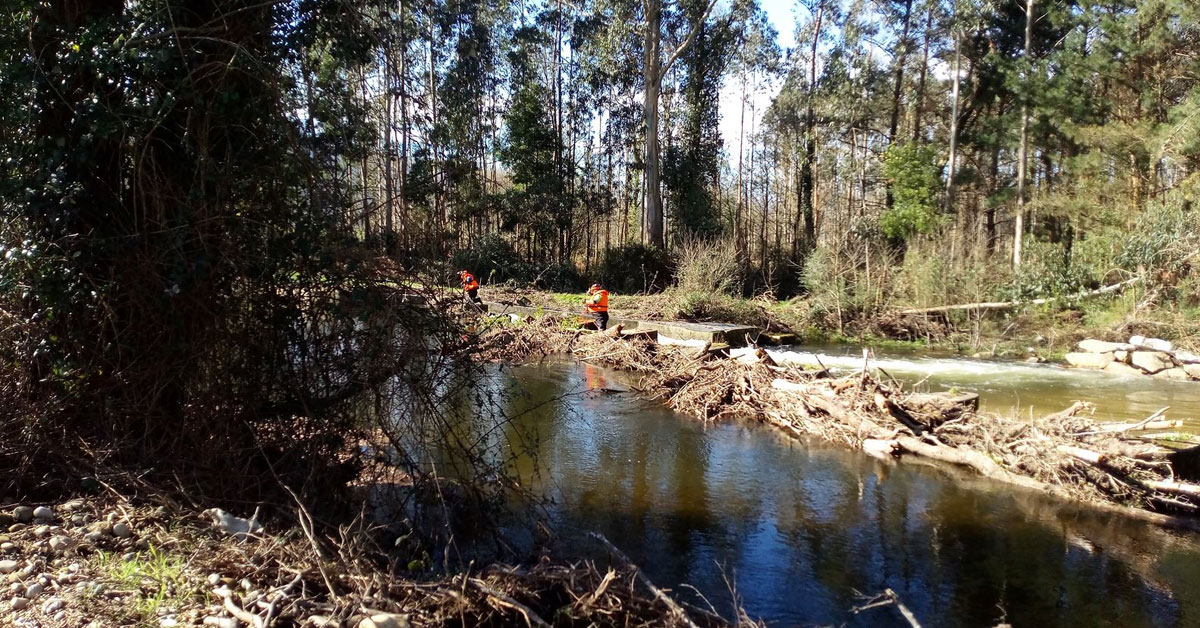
32 506 55 521
112 522 132 538
1077 339 1132 353
122 552 137 562
71 514 87 526
24 582 43 597
33 525 50 538
1183 364 1200 380
61 500 84 513
41 597 64 613
207 573 221 586
8 524 25 533
1064 352 1115 369
1114 350 1130 363
1154 367 1192 381
202 509 263 541
11 596 29 610
358 614 411 628
161 618 180 628
12 507 33 524
88 522 113 536
0 560 18 574
306 616 339 628
9 582 23 594
1176 350 1200 364
202 617 239 628
49 536 74 553
1 542 14 552
83 531 103 544
1144 337 1174 352
1106 362 1144 376
1131 351 1173 374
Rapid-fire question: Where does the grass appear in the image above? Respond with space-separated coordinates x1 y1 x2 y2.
89 543 206 626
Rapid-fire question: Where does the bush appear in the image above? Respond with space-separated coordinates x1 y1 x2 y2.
529 262 585 292
674 236 741 296
595 244 672 294
450 234 529 285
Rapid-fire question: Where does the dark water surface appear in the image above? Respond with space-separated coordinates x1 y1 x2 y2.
486 359 1200 628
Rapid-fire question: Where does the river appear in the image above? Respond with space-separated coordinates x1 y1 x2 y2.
477 357 1200 628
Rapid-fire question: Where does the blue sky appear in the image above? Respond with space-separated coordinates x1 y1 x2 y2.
717 0 798 159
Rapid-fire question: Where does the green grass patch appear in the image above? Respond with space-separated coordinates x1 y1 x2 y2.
90 544 206 626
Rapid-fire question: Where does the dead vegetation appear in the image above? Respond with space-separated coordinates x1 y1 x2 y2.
478 315 1200 531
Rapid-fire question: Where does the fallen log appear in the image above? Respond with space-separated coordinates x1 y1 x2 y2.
898 276 1142 316
1057 445 1107 465
1143 479 1200 498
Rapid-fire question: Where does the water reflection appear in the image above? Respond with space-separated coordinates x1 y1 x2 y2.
485 360 1200 627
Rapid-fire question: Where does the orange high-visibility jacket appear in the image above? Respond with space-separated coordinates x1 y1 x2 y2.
586 288 608 313
461 273 479 291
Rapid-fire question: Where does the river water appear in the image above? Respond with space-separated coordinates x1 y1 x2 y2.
480 358 1200 628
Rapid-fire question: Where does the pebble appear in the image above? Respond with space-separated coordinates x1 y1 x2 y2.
83 531 103 544
161 618 180 628
0 560 18 574
357 614 411 628
41 596 64 613
122 552 137 562
71 514 87 526
33 525 50 538
12 507 34 524
49 536 74 553
10 596 29 610
32 506 55 521
112 522 133 538
9 582 23 594
61 500 84 513
207 573 221 586
203 617 239 628
1 542 14 552
67 563 80 573
8 524 25 533
24 582 43 597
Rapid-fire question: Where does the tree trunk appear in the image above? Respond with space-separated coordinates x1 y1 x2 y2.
1013 0 1033 270
797 2 823 255
945 28 962 215
643 0 665 249
912 1 933 142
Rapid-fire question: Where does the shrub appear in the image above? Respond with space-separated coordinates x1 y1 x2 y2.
595 244 672 294
880 143 945 242
450 234 528 285
674 236 741 296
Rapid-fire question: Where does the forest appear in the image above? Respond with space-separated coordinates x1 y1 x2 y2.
1 0 1200 626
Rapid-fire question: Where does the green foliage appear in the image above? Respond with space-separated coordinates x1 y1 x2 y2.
1115 192 1200 276
880 143 944 241
595 244 673 294
1007 239 1093 300
451 234 527 285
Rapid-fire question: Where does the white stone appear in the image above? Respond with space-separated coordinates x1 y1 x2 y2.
1144 337 1174 352
358 614 411 628
1077 339 1132 353
202 617 239 628
49 536 74 553
12 507 33 524
41 597 64 613
1105 362 1144 377
112 522 132 538
24 583 43 597
1154 367 1192 381
11 596 29 610
0 560 18 574
1064 352 1114 369
32 507 55 521
33 525 50 538
1131 351 1173 374
1114 350 1130 363
1182 364 1200 380
1 542 14 551
83 531 103 543
1175 350 1200 364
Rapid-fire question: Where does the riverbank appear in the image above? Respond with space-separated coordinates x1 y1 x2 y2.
476 314 1200 531
479 284 1200 364
0 495 738 627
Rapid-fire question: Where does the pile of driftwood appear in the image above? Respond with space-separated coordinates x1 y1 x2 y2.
479 316 1200 531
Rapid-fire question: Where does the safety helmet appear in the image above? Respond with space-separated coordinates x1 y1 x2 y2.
589 283 601 291
459 270 468 276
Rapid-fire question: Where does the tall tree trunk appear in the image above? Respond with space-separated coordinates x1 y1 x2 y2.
885 0 913 212
945 27 962 214
1013 0 1033 269
797 1 824 255
912 0 933 142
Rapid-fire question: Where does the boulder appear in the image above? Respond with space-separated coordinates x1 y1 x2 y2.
1130 351 1173 374
12 507 33 524
1154 367 1192 381
1065 352 1114 369
1114 350 1130 363
1175 350 1200 364
1130 335 1174 352
1183 364 1200 380
1105 362 1144 377
1077 339 1132 353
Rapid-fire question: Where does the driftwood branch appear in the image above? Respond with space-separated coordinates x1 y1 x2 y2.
898 276 1141 316
589 532 702 628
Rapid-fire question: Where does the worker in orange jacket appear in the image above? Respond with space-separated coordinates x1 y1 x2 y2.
585 283 609 330
458 270 482 306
